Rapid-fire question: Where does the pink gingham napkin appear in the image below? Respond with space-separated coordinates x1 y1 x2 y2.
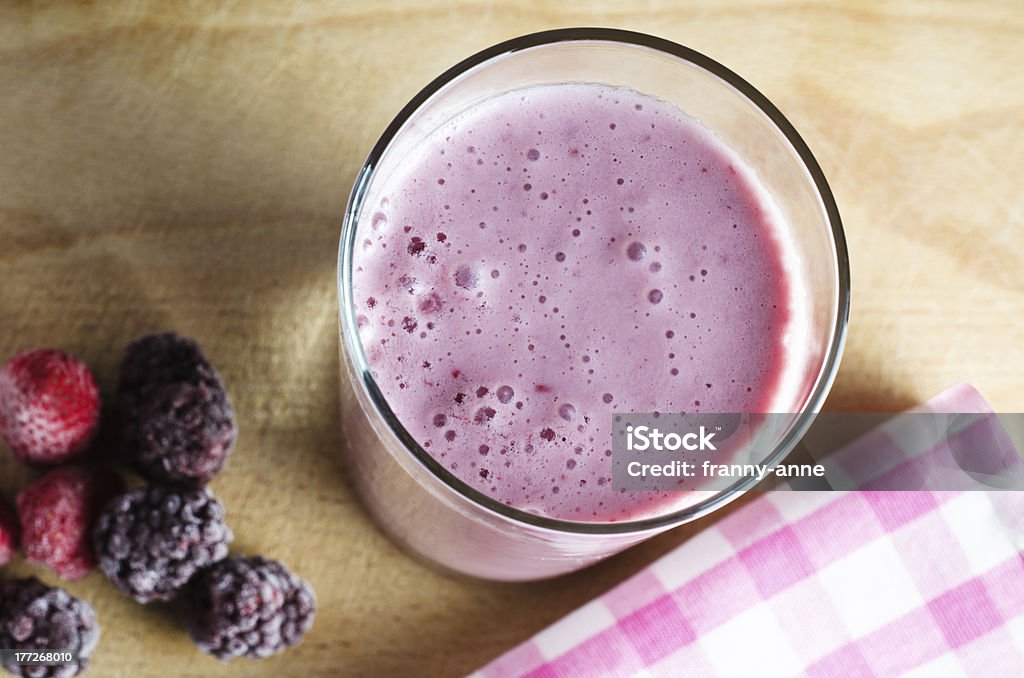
475 384 1024 677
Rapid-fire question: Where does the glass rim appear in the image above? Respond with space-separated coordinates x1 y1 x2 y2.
338 27 851 536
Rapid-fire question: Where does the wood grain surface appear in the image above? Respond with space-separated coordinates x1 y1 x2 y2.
1 1 1022 676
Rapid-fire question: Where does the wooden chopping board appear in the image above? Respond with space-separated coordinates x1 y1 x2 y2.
0 1 1021 676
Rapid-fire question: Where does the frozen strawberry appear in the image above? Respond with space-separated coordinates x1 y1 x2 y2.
17 465 123 580
0 349 101 465
0 497 18 566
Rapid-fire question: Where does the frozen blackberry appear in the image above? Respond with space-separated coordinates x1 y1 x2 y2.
93 485 232 603
118 333 236 486
129 380 237 486
189 556 316 660
119 332 217 398
0 577 99 678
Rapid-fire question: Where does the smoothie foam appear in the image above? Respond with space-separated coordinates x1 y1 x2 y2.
352 83 804 521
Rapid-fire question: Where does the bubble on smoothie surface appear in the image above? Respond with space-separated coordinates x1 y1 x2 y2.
627 242 647 262
351 82 793 522
454 264 479 289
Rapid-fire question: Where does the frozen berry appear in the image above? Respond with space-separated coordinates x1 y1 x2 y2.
93 485 232 603
189 556 316 660
130 381 236 487
0 497 20 566
0 349 100 465
17 466 123 581
0 577 99 678
119 333 236 486
119 333 214 398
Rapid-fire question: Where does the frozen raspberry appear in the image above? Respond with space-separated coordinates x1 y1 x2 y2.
0 349 100 466
93 485 232 603
119 333 236 486
189 556 316 660
0 577 99 678
0 496 20 566
17 466 123 581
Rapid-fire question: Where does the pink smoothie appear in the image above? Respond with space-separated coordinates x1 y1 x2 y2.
352 83 794 522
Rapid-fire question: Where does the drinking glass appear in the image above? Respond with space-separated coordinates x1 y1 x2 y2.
338 28 850 581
